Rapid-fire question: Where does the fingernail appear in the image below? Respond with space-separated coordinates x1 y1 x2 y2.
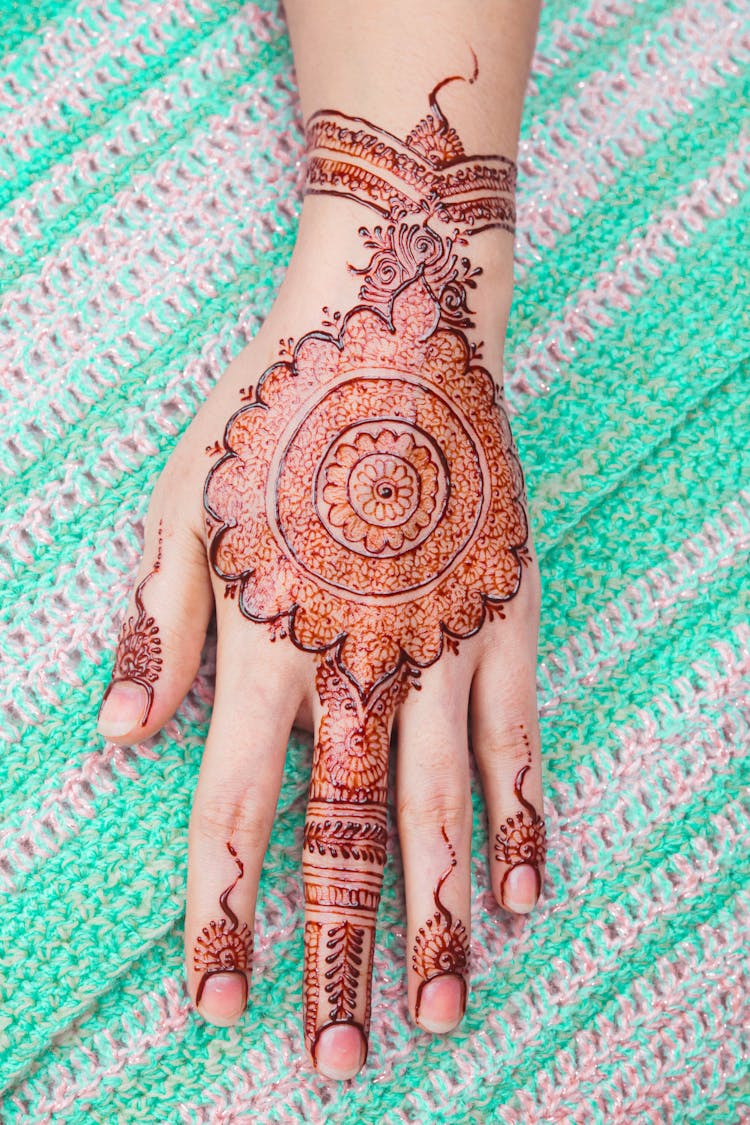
501 862 541 914
415 972 467 1033
312 1021 367 1081
196 971 248 1023
97 681 147 737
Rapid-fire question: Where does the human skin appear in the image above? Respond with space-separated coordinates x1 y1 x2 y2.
97 0 544 1083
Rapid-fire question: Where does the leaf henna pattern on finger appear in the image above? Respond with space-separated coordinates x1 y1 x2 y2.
413 826 470 1026
494 764 547 905
194 841 253 1010
102 520 164 727
203 73 530 1069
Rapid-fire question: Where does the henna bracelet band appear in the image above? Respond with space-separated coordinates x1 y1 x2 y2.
303 93 517 236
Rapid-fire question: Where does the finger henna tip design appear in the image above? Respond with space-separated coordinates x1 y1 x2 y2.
413 826 470 1026
494 765 547 906
103 520 164 727
193 841 253 1010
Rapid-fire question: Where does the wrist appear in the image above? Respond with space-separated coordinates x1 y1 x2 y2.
268 198 515 374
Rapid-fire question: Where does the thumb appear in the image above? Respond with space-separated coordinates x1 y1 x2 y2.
97 509 212 742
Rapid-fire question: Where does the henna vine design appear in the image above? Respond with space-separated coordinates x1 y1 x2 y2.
102 520 164 727
193 840 253 1009
203 72 529 1064
494 763 547 904
413 826 470 1025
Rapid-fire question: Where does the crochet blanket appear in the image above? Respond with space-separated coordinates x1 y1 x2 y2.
1 1 748 1121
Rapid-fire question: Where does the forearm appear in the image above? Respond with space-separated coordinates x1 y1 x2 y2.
274 0 541 374
284 0 540 158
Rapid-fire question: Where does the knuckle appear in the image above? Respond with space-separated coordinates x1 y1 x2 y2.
398 784 468 833
192 786 271 852
477 716 540 764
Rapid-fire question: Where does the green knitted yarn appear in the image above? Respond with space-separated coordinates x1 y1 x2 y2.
1 0 748 1121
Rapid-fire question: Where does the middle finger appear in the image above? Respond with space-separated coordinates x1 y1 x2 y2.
302 650 409 1081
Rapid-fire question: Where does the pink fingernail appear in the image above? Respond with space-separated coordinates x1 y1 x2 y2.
501 862 541 914
97 681 147 737
415 972 467 1033
311 1022 367 1080
196 971 248 1022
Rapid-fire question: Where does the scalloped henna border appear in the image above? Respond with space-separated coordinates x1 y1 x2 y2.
202 287 529 704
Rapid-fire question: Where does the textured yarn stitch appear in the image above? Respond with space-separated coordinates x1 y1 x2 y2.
1 0 749 1122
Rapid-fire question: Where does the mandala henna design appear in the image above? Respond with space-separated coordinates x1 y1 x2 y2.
204 75 528 1065
494 764 547 904
102 520 164 727
413 826 470 1026
193 841 253 1010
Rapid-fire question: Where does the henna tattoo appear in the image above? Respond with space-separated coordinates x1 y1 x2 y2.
193 841 253 1009
412 826 470 1025
304 74 516 235
303 921 322 1046
203 75 527 1065
324 921 365 1021
351 223 481 328
494 764 547 904
102 521 164 726
304 818 388 867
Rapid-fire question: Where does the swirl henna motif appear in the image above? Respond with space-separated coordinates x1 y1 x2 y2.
412 826 470 1025
494 764 547 904
102 520 164 727
194 841 253 1009
351 223 481 328
203 80 531 1066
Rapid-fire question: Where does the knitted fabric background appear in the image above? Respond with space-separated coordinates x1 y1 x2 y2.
1 0 748 1121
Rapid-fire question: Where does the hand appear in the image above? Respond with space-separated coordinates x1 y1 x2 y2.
97 88 546 1082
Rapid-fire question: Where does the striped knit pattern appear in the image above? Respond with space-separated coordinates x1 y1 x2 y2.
1 0 748 1121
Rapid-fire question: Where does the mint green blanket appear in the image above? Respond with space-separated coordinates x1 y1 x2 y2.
1 1 748 1120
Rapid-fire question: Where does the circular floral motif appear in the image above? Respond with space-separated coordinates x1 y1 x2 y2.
318 425 441 555
348 453 418 523
205 276 528 694
278 378 479 601
495 817 547 867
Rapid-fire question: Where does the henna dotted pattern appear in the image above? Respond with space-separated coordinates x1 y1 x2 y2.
413 826 470 1025
203 74 529 1064
102 520 164 727
194 841 253 1010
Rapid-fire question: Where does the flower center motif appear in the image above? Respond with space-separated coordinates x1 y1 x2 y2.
347 454 419 525
318 425 442 556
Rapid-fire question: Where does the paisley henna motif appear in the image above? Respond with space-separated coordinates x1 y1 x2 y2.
194 841 253 1010
204 78 528 1066
494 764 547 904
102 520 164 727
412 826 470 1025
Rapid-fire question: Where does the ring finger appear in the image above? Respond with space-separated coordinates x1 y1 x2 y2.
396 652 475 1035
470 602 546 916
